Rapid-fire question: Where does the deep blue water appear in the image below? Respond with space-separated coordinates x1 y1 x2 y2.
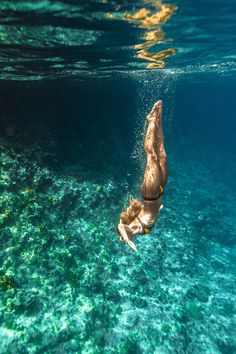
0 1 236 353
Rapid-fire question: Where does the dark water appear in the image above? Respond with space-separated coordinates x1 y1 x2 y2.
0 1 236 353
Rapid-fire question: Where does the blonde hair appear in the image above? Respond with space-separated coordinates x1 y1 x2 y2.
120 198 142 225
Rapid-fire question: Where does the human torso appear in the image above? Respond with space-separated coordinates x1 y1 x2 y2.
124 198 163 237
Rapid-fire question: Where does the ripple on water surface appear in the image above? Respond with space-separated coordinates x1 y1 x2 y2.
0 0 236 79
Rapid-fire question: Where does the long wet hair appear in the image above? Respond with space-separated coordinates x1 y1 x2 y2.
120 198 142 225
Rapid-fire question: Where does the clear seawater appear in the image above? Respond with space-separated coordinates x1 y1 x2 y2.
0 1 236 353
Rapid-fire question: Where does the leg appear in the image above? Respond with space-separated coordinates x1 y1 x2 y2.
140 101 163 199
147 100 168 187
155 101 168 187
140 154 160 199
158 140 168 187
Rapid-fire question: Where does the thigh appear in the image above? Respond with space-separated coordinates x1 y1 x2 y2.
158 142 168 187
140 156 160 199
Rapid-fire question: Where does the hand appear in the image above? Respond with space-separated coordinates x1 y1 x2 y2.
127 240 138 252
118 223 138 252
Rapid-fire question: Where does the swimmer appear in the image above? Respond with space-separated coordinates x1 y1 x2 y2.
117 100 167 252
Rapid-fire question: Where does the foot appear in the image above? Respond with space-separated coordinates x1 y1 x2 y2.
147 100 162 123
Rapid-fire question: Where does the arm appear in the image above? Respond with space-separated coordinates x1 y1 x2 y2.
117 223 138 252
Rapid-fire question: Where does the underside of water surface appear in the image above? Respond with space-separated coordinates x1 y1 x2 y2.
0 0 236 80
0 0 236 353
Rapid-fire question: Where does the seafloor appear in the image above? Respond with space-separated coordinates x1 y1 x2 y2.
0 73 236 353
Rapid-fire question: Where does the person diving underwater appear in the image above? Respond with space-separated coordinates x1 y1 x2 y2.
117 100 167 252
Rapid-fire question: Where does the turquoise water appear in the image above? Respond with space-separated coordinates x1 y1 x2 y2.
0 1 236 353
1 0 236 79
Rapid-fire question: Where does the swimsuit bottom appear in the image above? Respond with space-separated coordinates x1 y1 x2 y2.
142 184 164 202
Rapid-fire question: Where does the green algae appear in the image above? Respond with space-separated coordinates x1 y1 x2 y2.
0 134 127 352
0 128 235 353
185 301 203 320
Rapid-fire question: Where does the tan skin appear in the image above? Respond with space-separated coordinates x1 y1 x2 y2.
117 100 167 252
